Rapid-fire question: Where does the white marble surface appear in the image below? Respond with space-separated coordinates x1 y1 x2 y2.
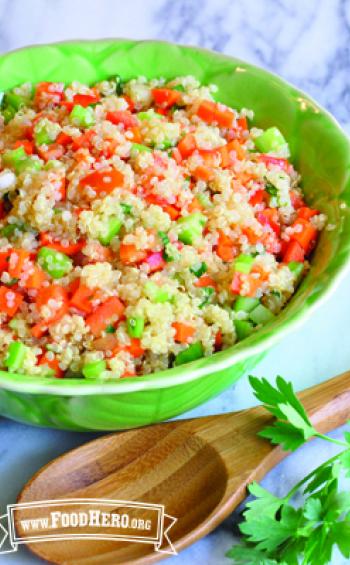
0 1 349 563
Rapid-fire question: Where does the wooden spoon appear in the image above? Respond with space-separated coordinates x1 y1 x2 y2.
16 371 350 564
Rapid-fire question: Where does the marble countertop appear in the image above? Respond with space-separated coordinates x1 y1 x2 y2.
0 1 349 563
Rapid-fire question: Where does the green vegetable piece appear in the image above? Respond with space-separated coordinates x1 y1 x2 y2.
144 281 172 303
0 223 24 238
5 92 28 111
69 104 95 128
288 261 304 278
172 84 185 92
37 246 73 279
105 324 116 334
114 75 123 96
120 202 133 215
130 143 152 155
137 109 159 121
163 242 178 263
82 359 106 379
127 316 145 338
174 342 204 366
44 159 62 170
3 105 17 124
178 213 207 245
196 193 213 208
3 146 27 170
190 262 207 277
234 254 254 274
235 319 255 341
16 158 42 174
199 286 215 308
234 296 260 313
249 304 275 325
158 231 170 246
98 216 122 246
4 341 27 371
34 123 54 146
255 127 289 154
265 182 278 197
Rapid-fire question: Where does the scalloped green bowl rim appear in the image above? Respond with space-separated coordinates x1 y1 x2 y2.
0 39 349 396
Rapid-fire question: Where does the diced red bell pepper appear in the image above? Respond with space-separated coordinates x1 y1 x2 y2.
290 218 318 252
231 272 242 294
72 93 100 107
249 189 266 206
257 208 281 235
177 133 196 158
86 296 125 337
70 283 97 314
39 233 85 256
197 100 234 128
282 240 305 263
80 168 124 196
38 352 63 378
35 285 69 325
13 139 34 155
297 207 319 220
152 88 181 109
106 110 138 129
8 249 31 278
0 286 23 316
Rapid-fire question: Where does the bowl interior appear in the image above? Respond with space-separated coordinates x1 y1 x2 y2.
0 39 349 394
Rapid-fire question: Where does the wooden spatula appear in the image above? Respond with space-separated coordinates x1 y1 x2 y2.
15 371 350 564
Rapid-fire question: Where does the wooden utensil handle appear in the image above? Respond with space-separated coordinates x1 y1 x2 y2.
298 370 350 433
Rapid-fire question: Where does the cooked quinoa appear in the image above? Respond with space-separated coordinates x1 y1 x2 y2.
0 76 325 379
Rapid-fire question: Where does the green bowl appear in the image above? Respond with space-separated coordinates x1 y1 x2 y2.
0 39 349 431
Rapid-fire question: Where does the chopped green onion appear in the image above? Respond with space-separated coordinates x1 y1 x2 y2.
177 213 207 245
120 202 133 215
174 342 204 366
105 324 116 334
37 246 73 279
265 182 278 197
190 261 207 277
98 216 122 246
82 359 106 379
127 316 145 338
163 242 178 263
234 296 260 313
69 105 95 128
4 341 27 371
172 84 185 92
249 304 275 325
199 286 215 308
235 320 255 341
144 281 173 303
255 127 289 155
234 254 254 274
158 231 170 246
114 75 124 96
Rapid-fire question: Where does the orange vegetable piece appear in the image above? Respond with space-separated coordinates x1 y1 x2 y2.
192 165 214 182
38 143 64 162
39 233 85 256
177 133 196 158
291 218 318 251
0 286 23 317
8 249 30 278
194 274 217 288
172 322 195 343
24 264 47 289
35 285 69 325
70 283 96 314
216 230 237 262
13 139 34 155
80 168 124 196
152 88 181 108
197 100 234 128
86 296 125 337
38 352 63 378
119 243 147 265
227 139 246 160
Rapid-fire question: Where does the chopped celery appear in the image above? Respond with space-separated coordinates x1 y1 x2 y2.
37 246 73 279
177 213 207 245
163 242 179 263
16 158 42 174
34 121 55 146
3 106 17 124
44 159 62 170
255 127 289 154
288 261 304 278
249 304 275 325
137 109 161 121
69 105 95 128
234 254 254 274
190 262 208 277
235 320 255 341
174 342 204 366
234 296 260 313
3 147 42 174
82 359 106 379
98 217 122 246
4 341 27 371
130 143 152 156
144 281 173 303
127 316 145 338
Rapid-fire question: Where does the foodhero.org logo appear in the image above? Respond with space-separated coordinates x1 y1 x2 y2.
0 499 177 556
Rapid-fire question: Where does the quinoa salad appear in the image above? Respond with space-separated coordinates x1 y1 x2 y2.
0 76 326 380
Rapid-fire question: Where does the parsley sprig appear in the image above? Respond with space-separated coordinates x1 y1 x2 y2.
227 376 350 565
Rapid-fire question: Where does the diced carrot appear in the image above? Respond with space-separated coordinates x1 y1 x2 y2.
38 143 64 162
244 274 264 298
197 149 220 167
218 144 230 168
216 230 237 262
129 126 142 143
86 296 125 337
122 95 135 111
13 139 34 155
56 132 72 146
70 283 96 314
187 197 203 213
297 207 319 220
171 147 182 164
34 82 64 108
152 88 181 108
215 330 223 350
35 285 69 325
39 233 85 256
291 218 318 251
71 129 95 151
236 116 248 131
144 194 180 220
106 110 138 129
72 93 100 107
197 100 234 128
38 352 63 378
227 139 246 160
24 264 47 289
194 274 217 288
80 168 124 196
172 322 195 343
0 285 23 317
192 165 214 182
128 338 145 358
242 227 261 245
8 249 30 278
282 240 305 263
290 190 305 210
119 243 147 265
177 133 196 158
